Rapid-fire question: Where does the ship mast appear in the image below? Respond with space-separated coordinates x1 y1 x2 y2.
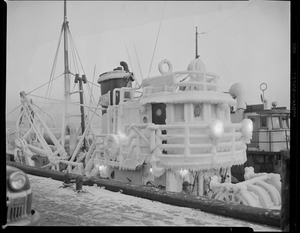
62 0 87 150
62 0 71 148
195 27 200 59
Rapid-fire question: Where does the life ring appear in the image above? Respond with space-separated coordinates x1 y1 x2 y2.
260 83 268 91
158 59 173 74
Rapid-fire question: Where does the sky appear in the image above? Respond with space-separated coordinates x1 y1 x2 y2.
6 0 290 122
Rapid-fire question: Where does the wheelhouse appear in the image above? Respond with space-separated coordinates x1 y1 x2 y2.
245 106 290 152
95 58 253 194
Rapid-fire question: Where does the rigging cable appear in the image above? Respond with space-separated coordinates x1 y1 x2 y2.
132 41 143 87
86 69 100 107
27 93 102 114
67 27 95 127
87 65 97 109
84 74 98 108
31 102 56 128
68 29 80 75
69 41 78 76
39 25 64 137
196 0 258 88
27 73 65 96
70 42 76 74
148 1 166 78
6 104 22 117
45 26 64 106
67 27 86 75
115 8 134 71
83 84 100 140
202 33 233 82
204 0 258 34
86 80 100 89
25 72 64 132
115 6 142 87
67 26 99 118
87 65 97 121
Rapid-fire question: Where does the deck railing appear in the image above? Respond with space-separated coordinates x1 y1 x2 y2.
142 71 219 94
95 120 249 171
149 122 247 170
156 123 244 153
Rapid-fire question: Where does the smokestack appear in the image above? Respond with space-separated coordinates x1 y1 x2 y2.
229 83 245 110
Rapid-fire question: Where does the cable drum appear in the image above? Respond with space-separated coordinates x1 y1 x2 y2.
158 59 173 74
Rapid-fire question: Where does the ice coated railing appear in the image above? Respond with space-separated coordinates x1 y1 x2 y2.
156 123 244 155
173 71 219 91
120 122 246 157
93 120 248 171
150 122 248 170
94 123 153 168
142 71 219 94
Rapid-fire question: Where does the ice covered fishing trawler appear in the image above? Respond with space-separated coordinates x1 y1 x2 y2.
6 1 282 210
92 55 281 208
96 57 250 188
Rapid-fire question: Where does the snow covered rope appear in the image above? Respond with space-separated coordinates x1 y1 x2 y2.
209 166 281 209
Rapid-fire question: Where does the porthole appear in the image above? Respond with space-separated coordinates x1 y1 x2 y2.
156 108 162 116
194 104 202 117
143 116 148 123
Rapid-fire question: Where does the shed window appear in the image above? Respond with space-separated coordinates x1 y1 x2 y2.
260 116 267 128
174 103 184 122
272 116 280 129
282 116 289 129
194 104 203 120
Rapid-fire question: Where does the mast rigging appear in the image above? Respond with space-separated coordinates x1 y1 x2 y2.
62 0 86 150
62 0 71 149
195 27 200 59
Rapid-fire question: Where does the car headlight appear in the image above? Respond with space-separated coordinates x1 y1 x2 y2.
9 171 27 191
209 119 224 139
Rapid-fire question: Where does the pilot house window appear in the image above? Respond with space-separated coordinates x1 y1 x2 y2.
174 103 184 122
260 116 267 128
194 104 203 120
272 116 281 129
282 116 290 129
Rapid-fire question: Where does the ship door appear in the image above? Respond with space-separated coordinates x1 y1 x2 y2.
152 103 166 125
152 103 167 153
